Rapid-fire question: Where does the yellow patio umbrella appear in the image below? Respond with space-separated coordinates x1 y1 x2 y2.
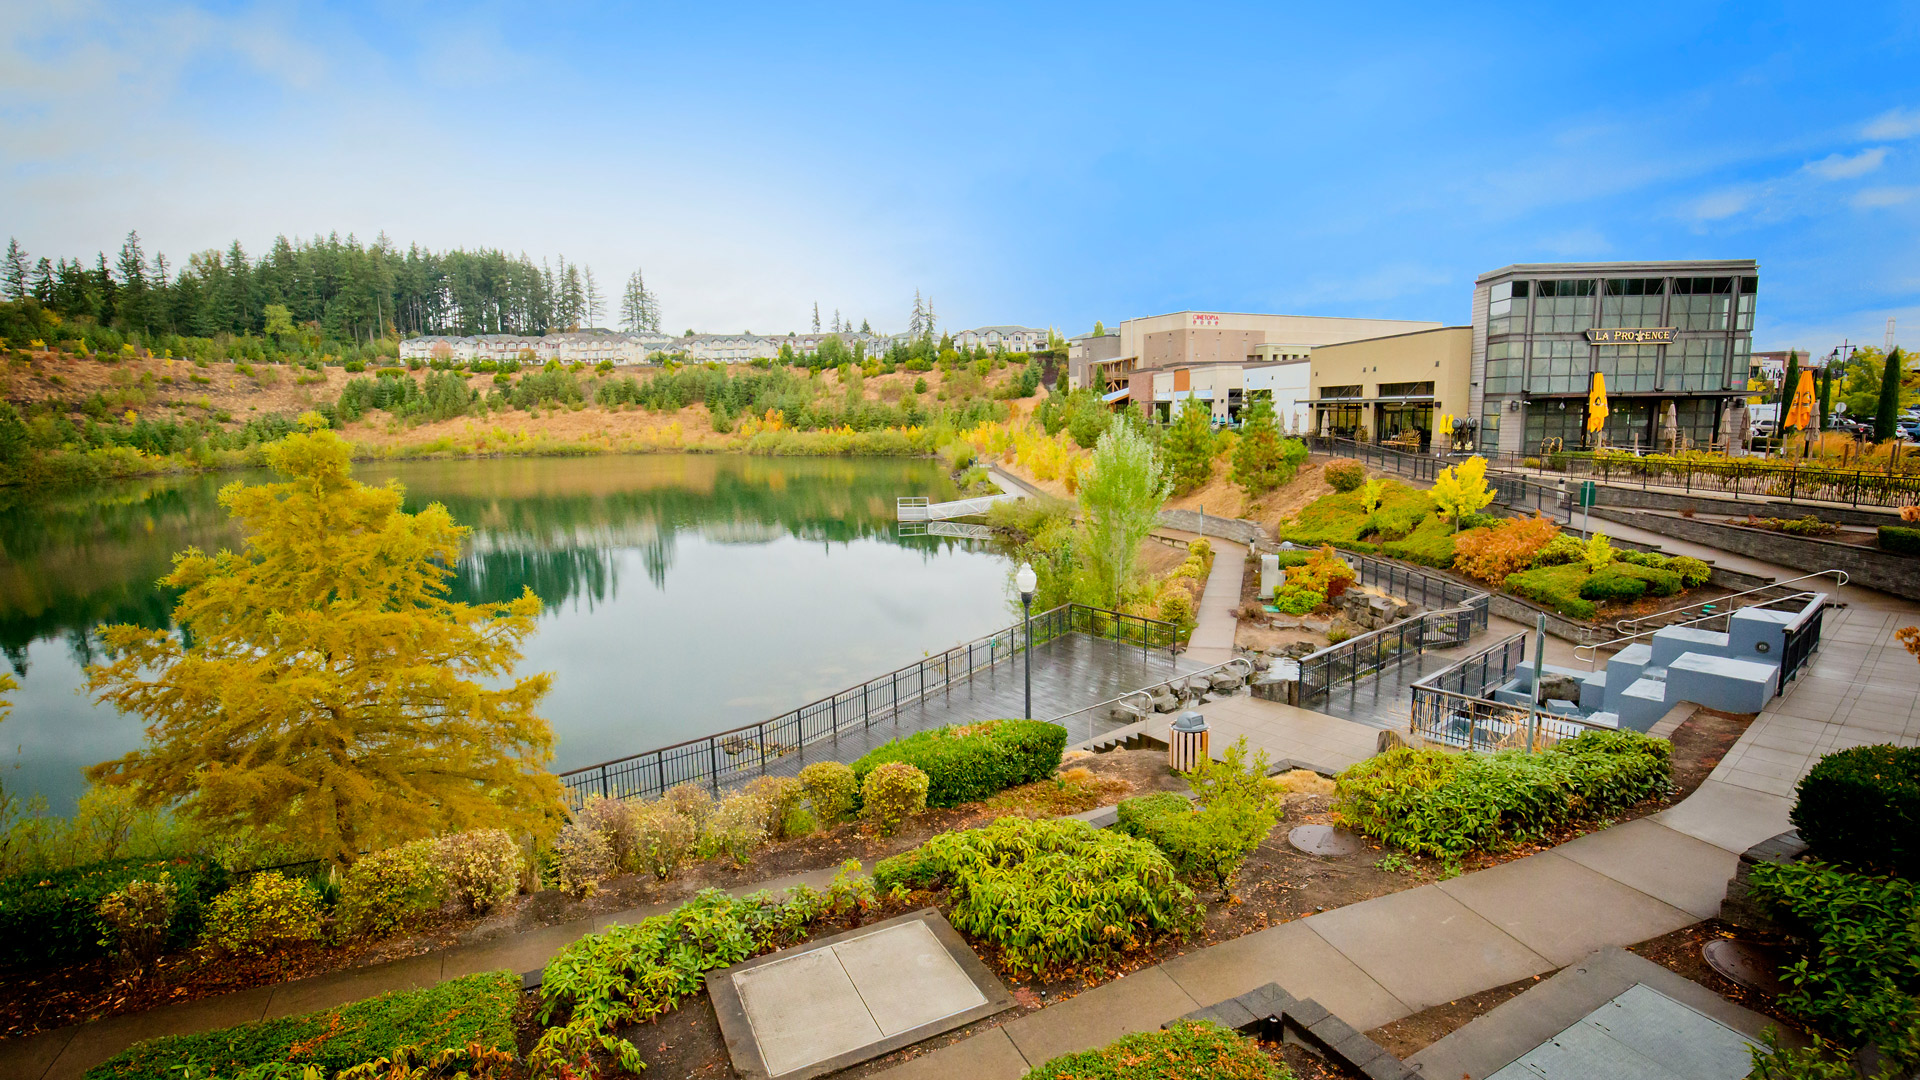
1586 372 1609 433
1785 368 1816 432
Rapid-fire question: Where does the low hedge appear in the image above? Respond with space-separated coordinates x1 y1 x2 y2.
1503 563 1598 620
852 719 1067 808
874 816 1200 975
1580 568 1647 602
1332 732 1672 859
1115 792 1277 895
1024 1020 1284 1080
84 971 519 1080
1880 525 1920 556
1790 744 1918 878
1380 513 1457 568
0 856 227 970
1611 562 1682 597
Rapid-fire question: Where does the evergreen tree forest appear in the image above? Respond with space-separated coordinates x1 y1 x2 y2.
1 230 618 354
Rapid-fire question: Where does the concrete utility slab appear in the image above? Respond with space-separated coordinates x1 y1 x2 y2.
1410 947 1789 1080
1485 984 1760 1080
1434 852 1696 968
1301 885 1554 1012
708 909 1013 1080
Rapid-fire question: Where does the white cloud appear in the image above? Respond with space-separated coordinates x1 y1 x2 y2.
1853 186 1920 209
1686 187 1754 223
1805 147 1886 180
1864 106 1920 140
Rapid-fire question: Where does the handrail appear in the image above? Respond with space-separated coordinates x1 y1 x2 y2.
1051 657 1254 746
1574 587 1835 667
1609 569 1849 636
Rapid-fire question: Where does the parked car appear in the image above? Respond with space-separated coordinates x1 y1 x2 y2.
1751 419 1777 438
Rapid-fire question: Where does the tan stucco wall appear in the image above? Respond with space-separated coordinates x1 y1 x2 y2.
1117 312 1442 367
1309 327 1473 420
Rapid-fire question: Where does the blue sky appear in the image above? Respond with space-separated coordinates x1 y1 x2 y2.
2 2 1918 353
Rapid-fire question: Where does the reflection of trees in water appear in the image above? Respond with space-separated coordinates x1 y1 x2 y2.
0 456 985 653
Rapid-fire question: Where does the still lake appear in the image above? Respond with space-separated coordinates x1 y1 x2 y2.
0 455 1017 813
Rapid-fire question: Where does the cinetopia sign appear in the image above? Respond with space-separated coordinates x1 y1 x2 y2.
1585 327 1677 345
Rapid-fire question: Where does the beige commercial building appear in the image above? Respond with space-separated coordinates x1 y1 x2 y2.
1307 327 1472 450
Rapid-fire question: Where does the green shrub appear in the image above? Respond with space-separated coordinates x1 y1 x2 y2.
1332 732 1671 858
1115 792 1277 897
1503 563 1598 620
874 817 1200 975
1273 586 1323 615
83 971 519 1080
432 830 523 914
552 820 615 898
1580 568 1648 602
1614 549 1669 569
743 775 808 840
1617 562 1682 597
200 871 325 956
1323 459 1365 492
1272 551 1312 569
0 856 225 969
1879 525 1920 555
337 839 445 937
1531 533 1587 567
96 873 179 972
1365 498 1428 541
629 799 700 880
1749 860 1919 1065
799 761 859 824
532 868 874 1076
1283 481 1431 549
702 791 772 867
576 794 640 870
861 762 929 836
852 718 1067 807
1791 745 1919 878
1381 513 1457 568
1669 555 1712 587
1023 1020 1284 1080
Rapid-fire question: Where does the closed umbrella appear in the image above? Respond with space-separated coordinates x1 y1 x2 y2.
1586 372 1609 446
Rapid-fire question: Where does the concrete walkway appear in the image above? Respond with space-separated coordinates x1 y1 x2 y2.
1181 537 1245 665
1142 693 1381 774
2 862 866 1080
875 600 1919 1079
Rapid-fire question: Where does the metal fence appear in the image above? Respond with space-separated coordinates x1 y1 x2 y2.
1349 553 1491 631
1289 554 1491 703
1408 633 1614 751
1310 437 1571 522
557 603 1177 804
1580 455 1920 509
1051 657 1256 747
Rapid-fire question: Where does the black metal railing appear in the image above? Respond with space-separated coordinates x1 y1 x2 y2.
1413 632 1528 700
1778 597 1827 688
557 603 1177 805
1502 452 1920 510
1408 632 1609 751
1349 553 1491 631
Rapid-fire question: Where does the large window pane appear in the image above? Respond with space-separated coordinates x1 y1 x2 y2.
1486 341 1523 394
1596 344 1660 392
1527 338 1591 394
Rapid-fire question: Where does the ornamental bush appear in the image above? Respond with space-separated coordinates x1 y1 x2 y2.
576 795 641 871
1613 562 1682 597
85 971 520 1080
1452 516 1560 585
629 799 701 880
337 839 446 937
1530 533 1587 568
200 871 325 955
1332 732 1671 858
1115 791 1277 898
1503 563 1598 620
1580 568 1648 602
1790 744 1919 878
703 791 772 867
874 816 1200 975
1273 586 1323 615
1380 513 1458 568
96 873 178 972
1669 555 1712 587
743 775 809 840
861 762 929 836
1879 525 1920 556
1749 860 1920 1065
799 761 859 825
852 718 1068 808
1024 1021 1284 1080
1323 459 1365 492
0 856 226 969
550 822 613 899
433 830 523 914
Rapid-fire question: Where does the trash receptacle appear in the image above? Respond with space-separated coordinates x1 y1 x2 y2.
1170 710 1209 772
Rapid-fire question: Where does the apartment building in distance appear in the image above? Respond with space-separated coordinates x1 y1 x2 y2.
399 330 676 365
950 325 1051 353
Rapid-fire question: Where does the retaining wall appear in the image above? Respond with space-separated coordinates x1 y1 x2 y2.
1587 506 1920 601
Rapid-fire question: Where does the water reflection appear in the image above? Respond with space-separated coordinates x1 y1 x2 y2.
0 455 1013 811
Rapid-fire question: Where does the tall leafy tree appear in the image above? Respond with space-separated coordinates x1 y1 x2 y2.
84 420 564 862
1430 455 1496 530
1079 420 1170 608
1874 346 1905 442
1163 398 1217 495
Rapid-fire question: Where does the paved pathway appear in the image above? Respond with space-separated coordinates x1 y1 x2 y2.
1183 538 1245 665
874 599 1920 1079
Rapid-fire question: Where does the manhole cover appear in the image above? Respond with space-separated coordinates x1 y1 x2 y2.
1703 938 1785 996
1288 824 1363 857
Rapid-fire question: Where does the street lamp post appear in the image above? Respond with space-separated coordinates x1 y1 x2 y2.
1016 562 1037 720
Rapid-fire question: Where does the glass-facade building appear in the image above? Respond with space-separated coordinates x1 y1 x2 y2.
1470 261 1757 455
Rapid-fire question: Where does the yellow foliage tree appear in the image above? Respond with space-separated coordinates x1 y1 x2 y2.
85 420 564 863
1429 455 1495 531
